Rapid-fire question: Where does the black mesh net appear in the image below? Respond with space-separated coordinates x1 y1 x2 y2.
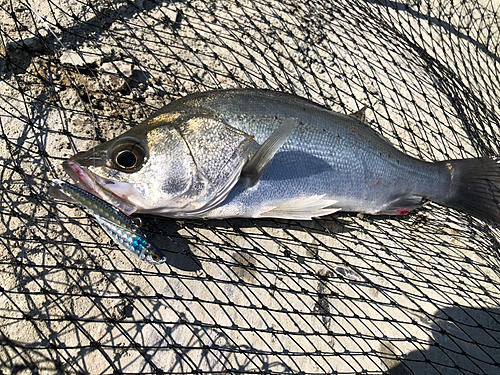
1 0 500 374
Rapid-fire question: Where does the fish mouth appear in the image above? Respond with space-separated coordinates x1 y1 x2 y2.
62 161 99 196
63 161 138 215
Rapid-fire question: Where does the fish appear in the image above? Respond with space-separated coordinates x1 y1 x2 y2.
50 179 167 264
63 89 500 223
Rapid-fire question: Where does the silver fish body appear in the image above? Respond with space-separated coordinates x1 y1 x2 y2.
50 180 166 264
64 89 500 222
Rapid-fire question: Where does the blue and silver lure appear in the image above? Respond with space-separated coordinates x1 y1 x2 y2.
50 179 166 264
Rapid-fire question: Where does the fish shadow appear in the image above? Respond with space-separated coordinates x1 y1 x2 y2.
139 215 203 272
138 213 357 273
139 205 497 273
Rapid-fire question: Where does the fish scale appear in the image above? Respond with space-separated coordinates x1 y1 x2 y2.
95 215 163 263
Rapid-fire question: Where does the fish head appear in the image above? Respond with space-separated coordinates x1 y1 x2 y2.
64 112 255 216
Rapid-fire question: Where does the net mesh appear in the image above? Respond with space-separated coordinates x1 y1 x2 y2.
1 0 500 374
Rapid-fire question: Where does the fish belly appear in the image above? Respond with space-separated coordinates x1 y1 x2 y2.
201 148 445 220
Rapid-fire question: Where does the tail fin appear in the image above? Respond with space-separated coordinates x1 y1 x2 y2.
436 157 500 223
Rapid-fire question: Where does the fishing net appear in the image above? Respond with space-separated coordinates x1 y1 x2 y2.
1 0 500 373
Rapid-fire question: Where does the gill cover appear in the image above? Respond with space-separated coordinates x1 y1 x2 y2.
170 115 255 216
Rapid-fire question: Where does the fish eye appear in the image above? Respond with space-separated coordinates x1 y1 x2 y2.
116 150 137 168
110 138 146 172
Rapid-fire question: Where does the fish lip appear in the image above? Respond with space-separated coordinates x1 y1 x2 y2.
62 161 101 197
63 160 137 215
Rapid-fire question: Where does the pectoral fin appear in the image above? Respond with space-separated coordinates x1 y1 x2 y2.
241 118 298 186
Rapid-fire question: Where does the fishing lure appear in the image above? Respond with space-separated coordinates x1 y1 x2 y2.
50 179 166 264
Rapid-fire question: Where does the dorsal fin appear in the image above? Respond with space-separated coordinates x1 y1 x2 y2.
349 106 368 122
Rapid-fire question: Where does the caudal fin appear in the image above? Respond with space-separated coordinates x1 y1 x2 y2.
437 157 500 223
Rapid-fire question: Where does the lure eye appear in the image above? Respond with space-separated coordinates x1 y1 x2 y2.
110 138 146 172
151 253 161 261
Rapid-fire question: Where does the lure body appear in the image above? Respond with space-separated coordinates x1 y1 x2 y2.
50 179 166 264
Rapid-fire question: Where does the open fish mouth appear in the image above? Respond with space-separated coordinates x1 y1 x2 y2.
62 161 138 215
62 161 100 196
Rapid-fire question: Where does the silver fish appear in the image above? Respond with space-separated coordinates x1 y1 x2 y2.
50 179 166 264
63 89 500 222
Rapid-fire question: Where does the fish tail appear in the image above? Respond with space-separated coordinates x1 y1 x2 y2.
435 156 500 223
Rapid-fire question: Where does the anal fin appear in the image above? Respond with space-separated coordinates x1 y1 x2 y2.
376 195 424 215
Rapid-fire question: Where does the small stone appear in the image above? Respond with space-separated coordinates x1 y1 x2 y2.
23 37 42 51
101 61 133 77
60 47 102 67
100 62 130 91
37 28 49 38
162 6 178 24
103 74 126 91
117 61 133 78
6 36 42 52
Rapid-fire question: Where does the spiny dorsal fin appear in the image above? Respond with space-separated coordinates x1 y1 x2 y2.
241 118 298 187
